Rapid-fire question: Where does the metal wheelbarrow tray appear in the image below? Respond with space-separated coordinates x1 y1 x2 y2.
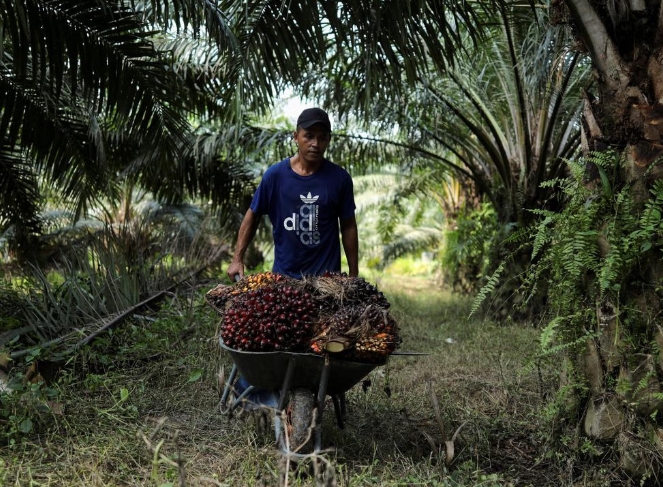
220 339 384 394
219 338 387 456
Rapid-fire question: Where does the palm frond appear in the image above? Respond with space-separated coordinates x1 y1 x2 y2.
137 201 204 240
0 143 40 237
0 69 116 216
382 225 443 264
390 7 588 223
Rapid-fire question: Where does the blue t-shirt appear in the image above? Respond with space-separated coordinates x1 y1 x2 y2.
250 157 355 278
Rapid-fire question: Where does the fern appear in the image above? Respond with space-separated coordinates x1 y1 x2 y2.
540 315 564 350
599 245 623 293
539 331 599 357
521 150 663 365
628 179 663 249
469 262 505 317
531 214 554 260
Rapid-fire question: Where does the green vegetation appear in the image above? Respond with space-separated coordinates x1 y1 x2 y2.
3 0 663 483
0 271 582 486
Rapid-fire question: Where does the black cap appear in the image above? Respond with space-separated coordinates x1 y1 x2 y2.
296 108 332 132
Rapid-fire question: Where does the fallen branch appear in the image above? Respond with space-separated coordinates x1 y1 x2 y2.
76 263 208 348
9 332 77 359
76 290 175 347
3 262 211 362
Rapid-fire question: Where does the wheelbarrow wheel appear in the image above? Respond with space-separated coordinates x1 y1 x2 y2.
286 388 315 454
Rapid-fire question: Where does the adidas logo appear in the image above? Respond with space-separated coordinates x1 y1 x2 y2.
300 192 319 204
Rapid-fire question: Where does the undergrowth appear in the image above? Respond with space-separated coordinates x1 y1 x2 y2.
470 151 663 484
0 272 591 486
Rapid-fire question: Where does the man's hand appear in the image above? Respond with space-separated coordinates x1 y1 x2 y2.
226 259 244 282
227 209 260 282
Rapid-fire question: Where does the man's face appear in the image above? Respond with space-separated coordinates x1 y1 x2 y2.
294 124 331 163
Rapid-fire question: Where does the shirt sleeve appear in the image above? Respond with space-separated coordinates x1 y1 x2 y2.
249 167 274 216
339 172 356 220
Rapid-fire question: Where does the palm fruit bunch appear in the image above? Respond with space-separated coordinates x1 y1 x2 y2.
210 271 401 361
219 282 319 352
234 271 291 292
349 305 401 362
205 271 290 312
310 305 366 353
310 302 401 362
312 272 390 311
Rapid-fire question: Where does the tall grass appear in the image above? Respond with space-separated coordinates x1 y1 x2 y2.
0 218 230 353
0 272 595 486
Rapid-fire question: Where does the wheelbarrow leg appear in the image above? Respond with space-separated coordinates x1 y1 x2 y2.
219 364 271 414
314 356 331 452
274 357 297 446
219 364 239 415
331 394 344 429
278 357 297 411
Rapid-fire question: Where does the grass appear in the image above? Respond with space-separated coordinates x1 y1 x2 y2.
0 272 589 486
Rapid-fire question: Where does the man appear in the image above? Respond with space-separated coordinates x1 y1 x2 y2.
227 107 358 281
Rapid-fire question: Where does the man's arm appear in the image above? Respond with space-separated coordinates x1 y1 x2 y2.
227 209 261 280
340 216 359 277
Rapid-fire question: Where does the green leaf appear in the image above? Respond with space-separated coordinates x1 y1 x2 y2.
188 369 203 383
26 348 41 362
597 165 612 198
18 419 33 434
120 388 129 402
540 316 563 349
469 262 505 317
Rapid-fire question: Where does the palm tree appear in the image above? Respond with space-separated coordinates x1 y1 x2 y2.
414 8 590 304
4 0 661 475
0 1 212 255
318 6 587 223
530 0 663 472
352 171 445 265
0 1 311 255
299 6 588 300
1 0 495 258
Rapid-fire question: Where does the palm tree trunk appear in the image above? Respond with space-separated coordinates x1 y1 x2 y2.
562 0 663 475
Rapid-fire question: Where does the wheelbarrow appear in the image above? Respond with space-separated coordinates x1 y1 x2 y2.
218 338 387 457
